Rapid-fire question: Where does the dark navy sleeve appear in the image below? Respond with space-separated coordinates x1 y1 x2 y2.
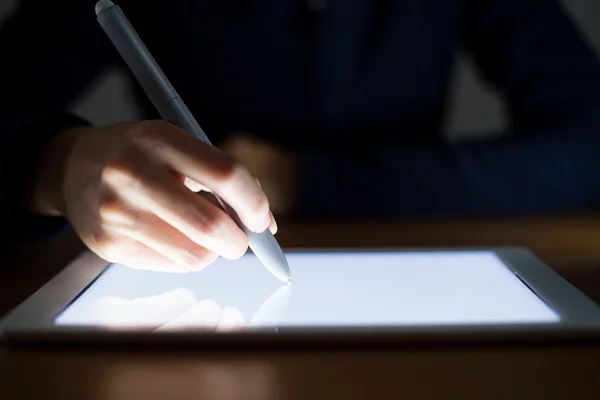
295 0 600 219
0 0 116 240
0 115 90 241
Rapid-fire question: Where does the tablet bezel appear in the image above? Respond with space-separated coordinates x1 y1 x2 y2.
2 247 600 346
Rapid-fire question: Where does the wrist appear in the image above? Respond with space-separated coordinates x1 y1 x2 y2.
28 125 88 217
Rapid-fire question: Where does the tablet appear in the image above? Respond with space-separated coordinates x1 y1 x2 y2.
2 248 600 346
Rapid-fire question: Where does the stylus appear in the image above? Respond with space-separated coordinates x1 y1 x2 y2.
94 0 291 283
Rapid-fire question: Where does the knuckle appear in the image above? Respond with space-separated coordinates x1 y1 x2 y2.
100 159 145 192
90 231 137 264
97 196 123 221
99 162 121 185
194 212 223 238
127 120 173 152
97 199 142 237
213 159 247 188
183 206 227 238
99 159 129 184
89 229 120 258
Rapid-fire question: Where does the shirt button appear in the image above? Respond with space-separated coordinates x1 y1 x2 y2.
307 0 327 12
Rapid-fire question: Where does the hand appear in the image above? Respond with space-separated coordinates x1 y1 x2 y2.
221 132 298 217
30 121 277 273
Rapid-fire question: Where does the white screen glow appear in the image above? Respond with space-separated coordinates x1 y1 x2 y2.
54 251 560 331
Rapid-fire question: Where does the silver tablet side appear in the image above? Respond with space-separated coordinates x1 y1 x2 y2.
0 251 109 332
2 247 600 346
494 247 600 325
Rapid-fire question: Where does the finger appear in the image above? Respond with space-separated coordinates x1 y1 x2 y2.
98 196 217 269
268 210 277 234
109 210 219 271
256 179 277 234
100 237 193 274
102 164 248 260
137 122 271 233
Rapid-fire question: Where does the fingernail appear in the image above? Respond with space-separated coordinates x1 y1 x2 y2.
182 250 205 269
220 240 246 260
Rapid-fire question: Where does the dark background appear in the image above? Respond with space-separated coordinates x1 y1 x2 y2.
1 0 599 138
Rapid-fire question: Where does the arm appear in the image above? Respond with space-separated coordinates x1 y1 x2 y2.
0 1 277 275
295 0 600 219
0 0 117 239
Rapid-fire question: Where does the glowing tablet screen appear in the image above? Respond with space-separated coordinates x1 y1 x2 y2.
54 251 560 331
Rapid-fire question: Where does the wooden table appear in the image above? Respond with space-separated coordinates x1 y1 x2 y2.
2 215 600 399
